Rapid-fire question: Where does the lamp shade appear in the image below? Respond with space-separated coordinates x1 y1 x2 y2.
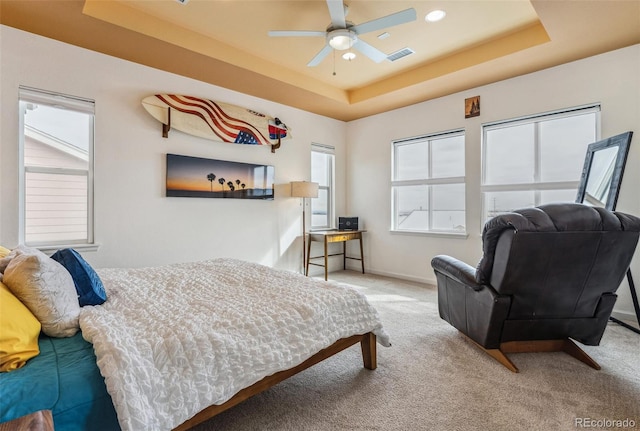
290 181 319 198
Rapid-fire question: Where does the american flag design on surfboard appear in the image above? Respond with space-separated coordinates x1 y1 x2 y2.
142 94 289 148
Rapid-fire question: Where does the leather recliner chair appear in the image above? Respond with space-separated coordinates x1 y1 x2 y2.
431 203 640 372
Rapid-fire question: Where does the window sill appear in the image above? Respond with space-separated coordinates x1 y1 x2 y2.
390 230 468 239
34 243 101 254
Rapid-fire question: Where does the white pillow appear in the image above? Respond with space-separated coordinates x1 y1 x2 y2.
0 245 39 272
3 247 80 337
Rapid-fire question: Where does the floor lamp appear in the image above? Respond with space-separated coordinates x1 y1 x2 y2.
291 181 319 274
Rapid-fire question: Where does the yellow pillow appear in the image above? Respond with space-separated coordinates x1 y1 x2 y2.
0 281 41 372
0 245 10 258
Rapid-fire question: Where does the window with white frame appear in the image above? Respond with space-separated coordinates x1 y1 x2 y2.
391 130 466 234
310 144 335 229
481 105 600 222
19 87 95 247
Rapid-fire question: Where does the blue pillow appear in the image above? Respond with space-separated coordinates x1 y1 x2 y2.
50 249 106 306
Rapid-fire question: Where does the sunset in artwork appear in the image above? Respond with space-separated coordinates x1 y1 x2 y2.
166 154 274 199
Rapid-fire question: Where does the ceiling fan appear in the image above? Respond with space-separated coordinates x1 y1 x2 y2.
268 0 417 67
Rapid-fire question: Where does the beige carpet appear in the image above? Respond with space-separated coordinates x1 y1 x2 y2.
192 271 640 431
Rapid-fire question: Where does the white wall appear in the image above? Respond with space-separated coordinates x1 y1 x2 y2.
346 44 640 319
0 25 347 271
1 25 638 318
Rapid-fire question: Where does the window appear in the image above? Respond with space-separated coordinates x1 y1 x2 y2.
481 105 600 222
391 130 466 234
310 144 335 229
19 87 95 247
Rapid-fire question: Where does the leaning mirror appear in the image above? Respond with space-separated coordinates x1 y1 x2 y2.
576 131 633 211
577 131 639 336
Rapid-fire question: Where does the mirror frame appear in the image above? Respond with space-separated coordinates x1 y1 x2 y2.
576 131 633 211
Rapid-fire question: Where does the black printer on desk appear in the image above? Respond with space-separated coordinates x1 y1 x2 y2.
338 217 358 231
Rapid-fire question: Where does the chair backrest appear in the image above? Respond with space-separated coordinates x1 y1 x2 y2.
475 203 640 319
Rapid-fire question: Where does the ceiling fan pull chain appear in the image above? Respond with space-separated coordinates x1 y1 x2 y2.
333 49 336 76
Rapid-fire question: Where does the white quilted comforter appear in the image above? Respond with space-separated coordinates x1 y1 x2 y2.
79 258 389 431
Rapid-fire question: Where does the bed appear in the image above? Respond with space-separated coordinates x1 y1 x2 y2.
0 255 389 431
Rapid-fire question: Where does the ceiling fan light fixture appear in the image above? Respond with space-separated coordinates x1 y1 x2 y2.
342 52 356 61
425 10 446 22
328 29 357 50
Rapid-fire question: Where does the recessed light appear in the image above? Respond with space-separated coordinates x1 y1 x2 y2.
342 52 356 61
378 32 390 40
426 10 446 22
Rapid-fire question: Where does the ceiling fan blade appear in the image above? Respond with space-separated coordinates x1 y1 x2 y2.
268 30 326 37
307 45 333 67
351 8 417 35
326 0 346 28
353 39 387 63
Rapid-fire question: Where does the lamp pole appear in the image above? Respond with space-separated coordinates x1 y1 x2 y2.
301 197 308 274
290 181 319 275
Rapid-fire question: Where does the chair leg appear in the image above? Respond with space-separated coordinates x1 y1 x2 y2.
484 348 519 373
561 339 601 370
501 339 601 371
465 336 601 372
466 337 519 372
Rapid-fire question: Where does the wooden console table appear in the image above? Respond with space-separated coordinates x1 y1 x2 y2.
306 230 366 280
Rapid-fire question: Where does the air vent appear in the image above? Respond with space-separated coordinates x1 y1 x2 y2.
387 48 414 62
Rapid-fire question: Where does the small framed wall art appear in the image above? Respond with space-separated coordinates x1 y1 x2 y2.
465 96 480 118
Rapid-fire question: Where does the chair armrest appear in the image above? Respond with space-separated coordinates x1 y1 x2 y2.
431 255 482 291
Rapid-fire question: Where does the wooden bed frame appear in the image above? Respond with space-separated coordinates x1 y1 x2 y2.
173 332 377 431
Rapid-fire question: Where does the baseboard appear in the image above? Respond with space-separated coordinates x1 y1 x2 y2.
610 309 640 325
344 262 436 286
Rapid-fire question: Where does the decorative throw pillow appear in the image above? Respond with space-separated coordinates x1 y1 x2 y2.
3 248 80 338
51 248 106 306
0 246 15 273
0 281 41 372
0 245 42 273
0 245 10 259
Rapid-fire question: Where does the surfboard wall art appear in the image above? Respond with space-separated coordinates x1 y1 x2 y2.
141 94 290 153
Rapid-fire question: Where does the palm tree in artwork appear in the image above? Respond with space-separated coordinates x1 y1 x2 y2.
227 181 234 191
235 179 241 189
229 184 235 192
207 173 216 192
218 177 226 191
241 183 246 190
